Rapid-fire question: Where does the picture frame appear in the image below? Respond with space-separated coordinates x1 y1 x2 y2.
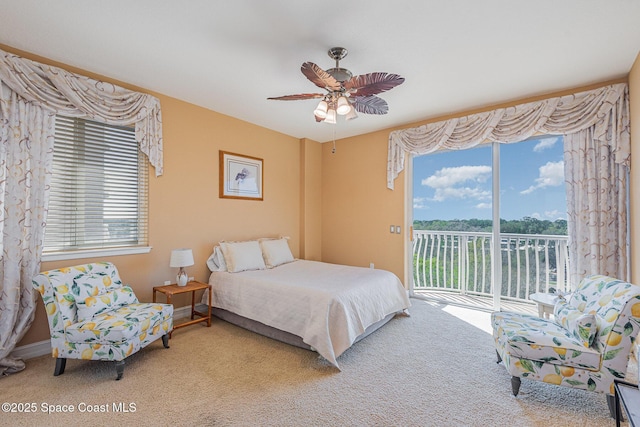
219 150 263 201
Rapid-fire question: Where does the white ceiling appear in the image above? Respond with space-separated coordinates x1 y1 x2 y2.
0 1 639 143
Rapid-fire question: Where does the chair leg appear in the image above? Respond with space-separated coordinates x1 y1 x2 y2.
162 333 170 348
53 358 66 376
606 394 617 419
115 360 125 381
511 376 521 396
496 350 502 364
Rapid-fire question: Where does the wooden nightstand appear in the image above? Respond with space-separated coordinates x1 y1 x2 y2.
153 280 211 337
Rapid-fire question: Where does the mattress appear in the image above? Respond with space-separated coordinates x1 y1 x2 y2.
204 259 411 368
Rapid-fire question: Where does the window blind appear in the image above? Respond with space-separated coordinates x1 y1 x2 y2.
44 116 148 252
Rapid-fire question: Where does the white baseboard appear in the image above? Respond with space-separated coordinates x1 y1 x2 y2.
11 339 51 360
11 303 208 360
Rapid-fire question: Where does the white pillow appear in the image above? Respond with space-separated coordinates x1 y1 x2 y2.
260 238 294 268
220 240 266 273
206 245 228 272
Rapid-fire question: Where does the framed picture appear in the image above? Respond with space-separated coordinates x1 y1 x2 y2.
219 151 263 200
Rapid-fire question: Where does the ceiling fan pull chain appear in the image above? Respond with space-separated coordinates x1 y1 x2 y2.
332 126 337 154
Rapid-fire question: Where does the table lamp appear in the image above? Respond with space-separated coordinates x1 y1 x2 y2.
170 248 194 286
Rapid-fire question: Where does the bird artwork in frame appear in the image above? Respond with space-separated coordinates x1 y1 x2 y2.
219 150 263 201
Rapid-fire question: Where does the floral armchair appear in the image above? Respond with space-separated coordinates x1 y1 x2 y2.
492 275 640 416
33 262 174 380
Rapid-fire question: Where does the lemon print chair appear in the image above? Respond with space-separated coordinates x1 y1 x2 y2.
33 262 174 380
492 275 640 417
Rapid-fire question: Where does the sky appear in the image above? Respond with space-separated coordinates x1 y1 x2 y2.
413 136 566 221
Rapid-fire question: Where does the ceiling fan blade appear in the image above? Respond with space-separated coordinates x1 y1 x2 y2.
352 95 389 115
267 93 325 101
301 62 341 92
344 73 405 97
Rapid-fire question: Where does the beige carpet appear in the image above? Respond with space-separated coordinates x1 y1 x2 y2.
0 299 632 426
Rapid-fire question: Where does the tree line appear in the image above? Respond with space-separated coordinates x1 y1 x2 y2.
414 217 567 235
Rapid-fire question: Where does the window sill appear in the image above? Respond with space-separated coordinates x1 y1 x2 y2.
42 246 152 262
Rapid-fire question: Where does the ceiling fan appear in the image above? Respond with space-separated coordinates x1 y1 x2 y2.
268 47 405 124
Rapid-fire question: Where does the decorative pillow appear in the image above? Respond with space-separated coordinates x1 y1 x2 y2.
76 286 139 323
220 240 266 273
54 274 105 305
260 238 294 268
73 272 122 296
206 245 228 272
554 299 597 348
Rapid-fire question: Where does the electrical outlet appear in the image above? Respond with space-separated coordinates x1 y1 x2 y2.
369 262 374 269
188 276 194 281
164 280 171 285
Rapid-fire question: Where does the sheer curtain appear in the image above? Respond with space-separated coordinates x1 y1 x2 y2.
0 48 164 375
0 83 54 375
388 83 630 284
565 130 628 286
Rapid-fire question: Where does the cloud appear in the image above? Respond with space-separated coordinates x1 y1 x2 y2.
475 203 491 209
432 187 491 202
533 137 560 152
527 210 567 220
520 161 564 194
544 210 566 220
421 165 491 202
421 165 491 188
413 197 429 209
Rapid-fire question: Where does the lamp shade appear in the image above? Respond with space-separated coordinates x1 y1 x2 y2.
170 248 194 268
324 108 337 124
345 106 358 121
336 96 351 115
313 100 328 119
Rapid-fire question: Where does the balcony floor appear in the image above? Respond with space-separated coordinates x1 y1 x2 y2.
412 289 538 315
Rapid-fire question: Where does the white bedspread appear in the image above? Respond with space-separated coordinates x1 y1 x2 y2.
206 260 410 367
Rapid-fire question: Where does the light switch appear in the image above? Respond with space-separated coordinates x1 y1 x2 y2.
395 226 401 234
390 225 395 233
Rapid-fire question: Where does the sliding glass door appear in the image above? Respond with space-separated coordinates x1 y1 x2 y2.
410 136 568 310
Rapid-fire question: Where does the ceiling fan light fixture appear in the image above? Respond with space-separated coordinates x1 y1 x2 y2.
268 46 404 123
314 100 328 118
336 96 351 115
324 108 337 124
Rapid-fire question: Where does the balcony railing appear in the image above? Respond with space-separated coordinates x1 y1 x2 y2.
412 230 570 304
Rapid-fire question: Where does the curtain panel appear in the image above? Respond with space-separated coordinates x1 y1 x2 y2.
564 129 628 286
0 83 55 375
387 83 629 189
0 48 163 176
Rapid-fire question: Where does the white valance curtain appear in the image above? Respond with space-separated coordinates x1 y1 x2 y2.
0 48 163 375
0 48 163 176
388 83 629 189
387 83 630 284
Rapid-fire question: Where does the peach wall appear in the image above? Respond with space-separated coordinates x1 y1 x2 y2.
321 134 406 278
300 138 323 260
629 51 640 284
9 45 304 347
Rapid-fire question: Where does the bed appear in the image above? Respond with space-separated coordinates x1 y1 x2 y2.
202 238 411 368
